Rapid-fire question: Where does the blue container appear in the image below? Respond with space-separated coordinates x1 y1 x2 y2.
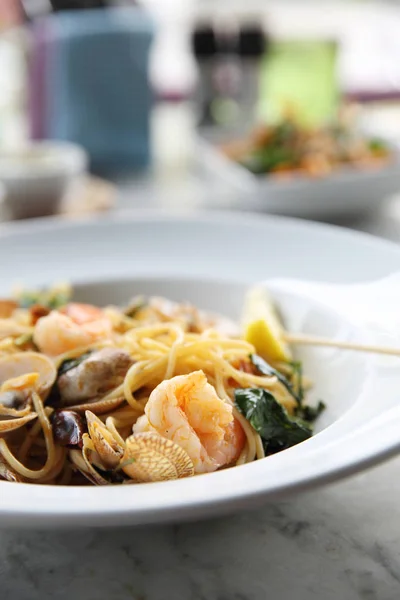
31 8 154 173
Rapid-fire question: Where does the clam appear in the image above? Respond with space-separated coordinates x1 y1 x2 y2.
0 411 37 433
66 396 125 415
69 433 125 486
0 352 57 400
0 458 23 482
0 391 31 416
121 432 194 482
58 348 133 406
69 447 109 486
86 411 124 469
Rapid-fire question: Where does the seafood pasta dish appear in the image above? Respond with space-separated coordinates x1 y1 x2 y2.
0 284 323 486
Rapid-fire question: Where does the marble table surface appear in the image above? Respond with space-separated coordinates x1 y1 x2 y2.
1 458 400 600
2 187 400 600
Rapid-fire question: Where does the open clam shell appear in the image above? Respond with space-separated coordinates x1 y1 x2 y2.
86 411 124 469
0 352 57 400
0 458 23 482
69 444 109 486
67 396 125 415
0 402 32 418
121 432 194 482
0 412 37 433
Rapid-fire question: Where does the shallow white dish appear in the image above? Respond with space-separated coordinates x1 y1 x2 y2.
1 210 400 528
197 139 400 220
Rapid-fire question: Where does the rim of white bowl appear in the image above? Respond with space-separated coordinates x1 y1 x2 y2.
0 210 399 525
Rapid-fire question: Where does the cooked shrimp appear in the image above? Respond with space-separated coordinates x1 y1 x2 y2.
33 303 113 356
133 370 245 473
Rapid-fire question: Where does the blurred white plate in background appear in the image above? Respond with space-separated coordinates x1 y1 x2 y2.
197 139 400 220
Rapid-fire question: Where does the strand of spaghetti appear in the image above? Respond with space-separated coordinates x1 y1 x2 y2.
123 338 253 389
133 349 165 361
122 359 165 409
164 325 185 379
255 435 265 459
200 329 222 339
126 323 182 341
0 393 57 479
214 369 256 463
208 352 278 389
18 420 43 461
0 404 31 418
121 343 255 405
37 447 67 483
212 351 264 461
181 339 253 352
236 444 249 465
172 343 250 366
123 356 169 398
127 326 252 354
137 347 166 359
18 406 53 461
140 338 171 352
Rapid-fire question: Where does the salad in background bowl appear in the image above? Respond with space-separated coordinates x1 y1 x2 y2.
199 113 400 220
220 118 392 179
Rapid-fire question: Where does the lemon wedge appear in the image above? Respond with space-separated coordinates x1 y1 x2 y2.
242 286 291 362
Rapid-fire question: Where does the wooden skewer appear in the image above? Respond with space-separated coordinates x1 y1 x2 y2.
283 332 400 357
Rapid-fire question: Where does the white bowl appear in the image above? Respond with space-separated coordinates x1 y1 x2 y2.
1 210 400 528
0 180 6 212
0 142 88 219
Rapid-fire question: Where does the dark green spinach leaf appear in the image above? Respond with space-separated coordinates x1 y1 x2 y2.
235 387 311 454
250 353 301 405
297 400 326 424
290 360 304 403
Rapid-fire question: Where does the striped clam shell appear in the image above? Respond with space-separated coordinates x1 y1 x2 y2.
121 432 194 483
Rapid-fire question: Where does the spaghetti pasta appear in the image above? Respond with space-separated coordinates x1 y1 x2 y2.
0 289 319 486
